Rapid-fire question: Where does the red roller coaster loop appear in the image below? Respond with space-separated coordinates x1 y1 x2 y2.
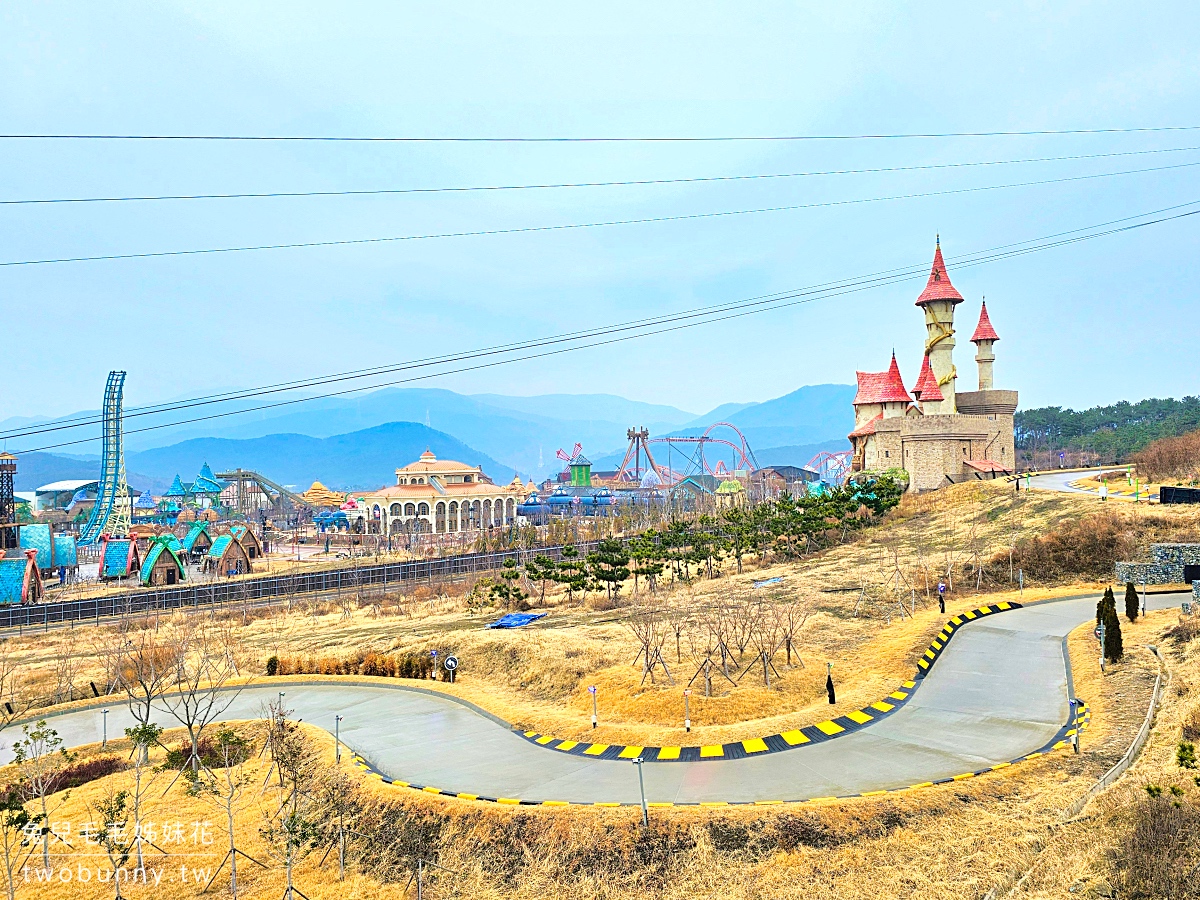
649 422 759 478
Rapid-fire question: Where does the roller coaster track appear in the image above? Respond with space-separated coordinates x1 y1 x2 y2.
78 371 129 545
215 467 316 512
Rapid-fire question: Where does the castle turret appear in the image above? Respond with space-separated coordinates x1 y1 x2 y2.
911 353 944 413
914 238 964 414
969 301 999 390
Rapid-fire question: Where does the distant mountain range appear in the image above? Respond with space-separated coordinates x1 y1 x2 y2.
124 422 517 493
6 384 855 493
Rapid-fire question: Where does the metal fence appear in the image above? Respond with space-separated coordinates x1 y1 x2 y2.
2 542 598 630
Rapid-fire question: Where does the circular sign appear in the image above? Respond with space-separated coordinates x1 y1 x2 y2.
443 655 458 671
1093 626 1102 641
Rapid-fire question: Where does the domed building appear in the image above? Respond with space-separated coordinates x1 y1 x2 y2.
346 450 529 534
848 240 1017 492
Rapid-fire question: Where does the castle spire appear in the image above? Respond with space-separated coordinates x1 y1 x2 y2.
916 239 964 307
912 353 944 406
970 300 1000 343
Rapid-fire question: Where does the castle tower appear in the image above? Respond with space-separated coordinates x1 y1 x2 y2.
911 353 944 413
914 238 964 414
970 301 999 390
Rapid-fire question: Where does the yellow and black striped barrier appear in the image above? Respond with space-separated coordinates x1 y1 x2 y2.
512 601 1018 764
344 600 1096 806
353 699 1090 807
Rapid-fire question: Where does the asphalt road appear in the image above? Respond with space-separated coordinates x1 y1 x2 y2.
0 592 1180 805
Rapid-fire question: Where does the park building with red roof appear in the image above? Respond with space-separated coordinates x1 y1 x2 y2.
847 240 1018 491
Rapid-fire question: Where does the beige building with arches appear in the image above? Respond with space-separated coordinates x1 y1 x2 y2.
347 450 531 535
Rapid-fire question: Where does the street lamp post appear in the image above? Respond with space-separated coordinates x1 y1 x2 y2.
633 758 648 826
589 685 597 729
101 708 108 747
335 715 343 763
683 689 691 733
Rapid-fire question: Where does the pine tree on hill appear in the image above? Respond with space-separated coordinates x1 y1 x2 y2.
1103 602 1124 662
1124 582 1140 623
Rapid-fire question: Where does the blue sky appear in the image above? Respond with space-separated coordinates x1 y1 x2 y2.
1 2 1198 420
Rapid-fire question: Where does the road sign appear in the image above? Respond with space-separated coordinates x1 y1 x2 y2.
443 655 458 671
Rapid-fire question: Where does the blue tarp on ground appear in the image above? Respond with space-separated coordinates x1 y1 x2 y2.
487 612 547 629
753 577 783 588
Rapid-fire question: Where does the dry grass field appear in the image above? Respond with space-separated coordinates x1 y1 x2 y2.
1 480 1198 898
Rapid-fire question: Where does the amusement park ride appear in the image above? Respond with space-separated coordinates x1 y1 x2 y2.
78 371 131 545
577 423 851 490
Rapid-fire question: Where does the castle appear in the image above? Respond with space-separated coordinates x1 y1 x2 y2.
848 240 1017 492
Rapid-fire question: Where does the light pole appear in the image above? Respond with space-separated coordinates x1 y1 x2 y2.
683 689 691 733
101 708 108 747
335 715 343 763
1069 699 1080 754
633 757 648 826
589 685 597 729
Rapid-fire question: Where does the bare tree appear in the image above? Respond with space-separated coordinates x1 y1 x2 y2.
260 701 320 900
774 601 810 668
89 787 136 900
50 631 83 704
161 622 241 776
115 630 179 741
626 603 673 685
0 645 28 738
13 720 76 870
192 727 264 899
0 788 30 900
123 723 163 872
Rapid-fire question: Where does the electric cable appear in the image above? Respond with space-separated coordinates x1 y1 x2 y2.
7 195 1197 442
11 199 1199 454
2 125 1198 142
3 157 1199 269
4 144 1198 206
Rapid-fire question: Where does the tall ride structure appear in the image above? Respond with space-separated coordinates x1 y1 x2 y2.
0 453 16 550
79 371 131 545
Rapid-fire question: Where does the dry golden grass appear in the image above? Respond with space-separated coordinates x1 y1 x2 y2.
6 607 1189 900
13 480 1200 750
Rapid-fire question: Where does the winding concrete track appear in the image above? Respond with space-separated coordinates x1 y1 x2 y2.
0 593 1181 805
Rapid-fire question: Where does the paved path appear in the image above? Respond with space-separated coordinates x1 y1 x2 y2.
0 593 1178 805
1024 468 1155 502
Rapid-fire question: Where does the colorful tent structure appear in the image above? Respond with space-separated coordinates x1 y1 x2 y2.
18 524 79 572
139 535 187 587
229 523 263 559
0 550 43 604
204 533 252 576
180 522 213 556
98 536 141 580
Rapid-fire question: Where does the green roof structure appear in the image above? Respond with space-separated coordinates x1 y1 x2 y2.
139 536 187 587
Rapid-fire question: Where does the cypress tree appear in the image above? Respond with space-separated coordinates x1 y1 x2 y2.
1124 581 1139 622
1103 603 1124 662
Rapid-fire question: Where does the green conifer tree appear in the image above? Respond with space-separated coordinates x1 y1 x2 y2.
1103 603 1124 662
1124 581 1139 623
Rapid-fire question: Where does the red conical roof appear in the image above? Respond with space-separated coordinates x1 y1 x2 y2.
970 301 999 342
852 353 911 405
911 353 944 403
916 238 964 306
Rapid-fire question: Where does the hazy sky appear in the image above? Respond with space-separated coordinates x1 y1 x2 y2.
1 2 1198 422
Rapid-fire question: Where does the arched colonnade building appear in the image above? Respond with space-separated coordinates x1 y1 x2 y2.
346 450 532 535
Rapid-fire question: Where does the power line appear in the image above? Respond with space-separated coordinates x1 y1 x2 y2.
5 198 1198 440
1 125 1198 142
5 145 1198 207
4 157 1199 269
11 199 1200 454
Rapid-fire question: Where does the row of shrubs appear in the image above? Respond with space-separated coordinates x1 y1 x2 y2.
266 651 440 680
